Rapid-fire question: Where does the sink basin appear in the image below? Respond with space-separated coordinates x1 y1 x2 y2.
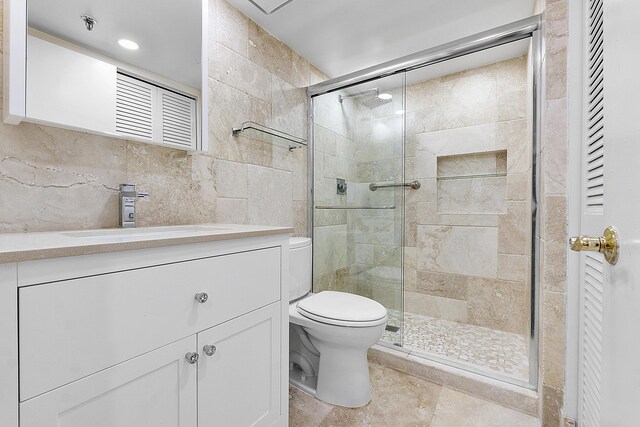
61 225 230 240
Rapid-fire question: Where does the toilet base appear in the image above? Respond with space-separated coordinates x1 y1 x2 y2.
289 367 318 398
289 296 386 408
310 335 374 408
289 351 372 408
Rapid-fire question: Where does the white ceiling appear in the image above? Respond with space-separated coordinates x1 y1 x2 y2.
226 0 537 79
28 0 202 89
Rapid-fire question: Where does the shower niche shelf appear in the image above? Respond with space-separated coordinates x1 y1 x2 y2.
436 172 507 181
232 121 307 151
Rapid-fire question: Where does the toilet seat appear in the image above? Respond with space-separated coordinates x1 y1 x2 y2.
297 291 387 328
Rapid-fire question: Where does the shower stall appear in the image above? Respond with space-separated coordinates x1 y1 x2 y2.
308 16 541 389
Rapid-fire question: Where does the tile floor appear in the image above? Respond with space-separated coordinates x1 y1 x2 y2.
289 363 540 427
382 310 529 381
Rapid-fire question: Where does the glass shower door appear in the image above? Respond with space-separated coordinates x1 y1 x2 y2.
311 73 406 345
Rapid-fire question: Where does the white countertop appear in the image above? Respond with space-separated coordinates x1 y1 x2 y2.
0 224 293 263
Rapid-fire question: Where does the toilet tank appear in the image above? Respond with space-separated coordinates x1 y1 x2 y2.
289 237 312 302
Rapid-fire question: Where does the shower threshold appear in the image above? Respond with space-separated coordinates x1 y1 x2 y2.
382 310 529 382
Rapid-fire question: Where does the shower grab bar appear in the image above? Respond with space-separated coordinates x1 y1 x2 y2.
315 205 396 210
369 180 421 191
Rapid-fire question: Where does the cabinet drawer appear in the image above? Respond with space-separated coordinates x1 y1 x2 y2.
19 246 281 401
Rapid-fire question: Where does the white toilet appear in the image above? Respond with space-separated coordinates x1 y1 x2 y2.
288 237 387 408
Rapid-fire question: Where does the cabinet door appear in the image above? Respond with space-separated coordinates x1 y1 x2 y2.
20 336 197 427
26 35 117 135
198 303 281 427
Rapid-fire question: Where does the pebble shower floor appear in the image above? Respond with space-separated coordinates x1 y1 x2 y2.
382 310 529 381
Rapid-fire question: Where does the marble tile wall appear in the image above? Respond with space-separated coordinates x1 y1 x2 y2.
347 85 405 312
0 0 324 235
538 0 569 425
312 82 406 309
404 56 533 337
312 91 358 293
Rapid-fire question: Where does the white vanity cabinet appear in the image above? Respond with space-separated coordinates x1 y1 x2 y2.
198 303 281 427
20 336 199 427
0 231 290 427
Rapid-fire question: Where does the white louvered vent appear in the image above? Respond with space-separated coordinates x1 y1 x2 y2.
116 74 154 141
160 89 196 149
586 0 605 213
582 253 604 427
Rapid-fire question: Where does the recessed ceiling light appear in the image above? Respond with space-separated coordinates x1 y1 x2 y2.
378 93 393 100
118 39 139 50
395 110 405 115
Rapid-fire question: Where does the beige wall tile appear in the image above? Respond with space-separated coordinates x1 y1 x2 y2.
544 1 568 101
497 119 529 174
541 385 563 427
467 277 528 335
125 143 216 227
415 270 469 300
247 20 308 88
293 200 307 237
312 224 348 277
215 197 247 224
498 200 529 255
496 56 528 121
407 68 498 132
542 291 565 389
543 195 567 292
405 291 468 323
437 176 506 214
542 99 567 195
270 76 308 138
497 253 528 282
507 173 529 201
213 159 247 198
216 0 248 57
247 164 292 226
417 225 498 278
309 65 328 86
213 44 272 103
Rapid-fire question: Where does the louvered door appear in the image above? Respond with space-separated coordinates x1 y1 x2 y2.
116 74 155 142
575 0 640 425
578 1 605 426
115 73 197 150
159 89 197 149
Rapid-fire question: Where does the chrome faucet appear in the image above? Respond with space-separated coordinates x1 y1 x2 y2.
119 184 149 228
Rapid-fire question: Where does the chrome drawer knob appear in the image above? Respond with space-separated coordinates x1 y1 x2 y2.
194 292 209 303
203 345 217 356
185 352 199 364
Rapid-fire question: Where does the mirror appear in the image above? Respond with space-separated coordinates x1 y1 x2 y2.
12 0 206 151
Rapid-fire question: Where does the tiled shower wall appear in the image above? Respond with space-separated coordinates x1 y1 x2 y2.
312 90 358 292
312 86 405 308
0 0 324 235
404 56 532 337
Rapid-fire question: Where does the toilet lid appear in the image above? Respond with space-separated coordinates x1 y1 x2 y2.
297 291 387 324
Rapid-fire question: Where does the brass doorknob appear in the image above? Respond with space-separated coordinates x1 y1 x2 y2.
569 226 619 265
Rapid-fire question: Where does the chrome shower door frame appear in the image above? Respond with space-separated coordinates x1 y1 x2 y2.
307 14 543 391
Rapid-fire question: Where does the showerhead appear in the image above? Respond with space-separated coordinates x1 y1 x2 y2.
361 96 392 109
338 88 393 109
338 88 379 104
